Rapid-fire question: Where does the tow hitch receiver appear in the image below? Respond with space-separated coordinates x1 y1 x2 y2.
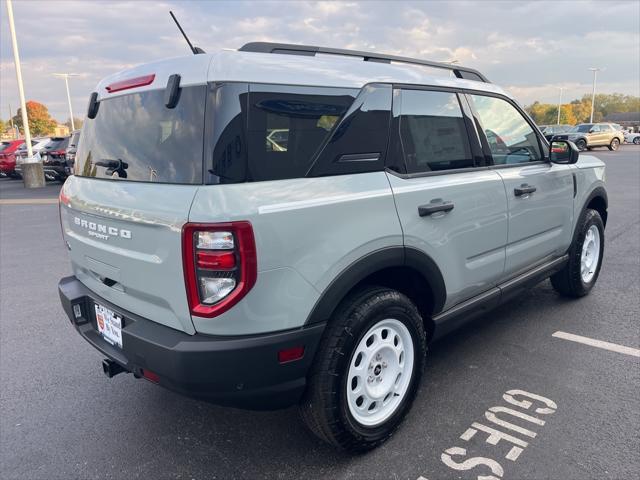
102 359 126 378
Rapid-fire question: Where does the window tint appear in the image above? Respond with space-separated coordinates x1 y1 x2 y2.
309 84 391 177
396 89 474 173
207 83 249 184
45 137 69 150
469 95 542 165
246 85 356 182
76 85 206 184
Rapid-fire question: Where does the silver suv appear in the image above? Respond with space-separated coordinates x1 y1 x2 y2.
58 43 608 452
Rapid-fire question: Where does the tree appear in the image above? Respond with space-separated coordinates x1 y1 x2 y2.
0 119 6 133
11 101 57 137
526 93 640 125
65 117 83 131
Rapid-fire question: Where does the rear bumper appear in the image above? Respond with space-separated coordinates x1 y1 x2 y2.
58 276 325 410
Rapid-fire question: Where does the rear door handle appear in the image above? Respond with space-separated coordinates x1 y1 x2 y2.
514 184 537 196
418 201 454 217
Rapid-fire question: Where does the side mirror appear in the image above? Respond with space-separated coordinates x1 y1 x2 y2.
550 140 579 164
589 128 596 133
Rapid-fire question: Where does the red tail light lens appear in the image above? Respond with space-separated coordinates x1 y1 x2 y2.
182 222 257 318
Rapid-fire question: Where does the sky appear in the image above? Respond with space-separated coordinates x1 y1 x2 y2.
1 0 639 122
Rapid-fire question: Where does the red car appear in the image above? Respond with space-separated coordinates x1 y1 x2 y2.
0 139 25 178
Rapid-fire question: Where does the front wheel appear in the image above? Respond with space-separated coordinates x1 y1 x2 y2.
633 137 639 145
551 209 604 297
608 138 620 151
299 287 426 451
575 139 587 151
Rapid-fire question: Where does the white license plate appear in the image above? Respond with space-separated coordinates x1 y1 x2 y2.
94 304 123 348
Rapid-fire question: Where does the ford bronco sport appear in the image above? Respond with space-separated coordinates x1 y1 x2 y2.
58 43 607 452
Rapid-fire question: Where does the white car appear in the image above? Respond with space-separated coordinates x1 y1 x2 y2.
624 130 640 144
15 137 52 161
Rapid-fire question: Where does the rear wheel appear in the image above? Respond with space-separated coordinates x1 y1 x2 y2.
575 138 587 151
299 286 426 451
551 209 604 297
633 137 639 145
608 138 620 151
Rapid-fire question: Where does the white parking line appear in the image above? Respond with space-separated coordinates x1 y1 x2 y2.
552 331 640 358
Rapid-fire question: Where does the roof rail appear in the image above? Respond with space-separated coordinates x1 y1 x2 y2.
239 42 489 83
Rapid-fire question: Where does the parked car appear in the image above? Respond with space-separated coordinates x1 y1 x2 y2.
14 137 52 178
15 137 51 161
0 139 25 177
65 129 81 176
623 130 640 144
41 136 71 181
538 124 572 142
554 123 624 151
58 43 607 452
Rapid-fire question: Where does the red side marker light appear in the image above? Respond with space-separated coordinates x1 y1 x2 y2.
278 346 305 364
141 369 160 384
106 74 156 93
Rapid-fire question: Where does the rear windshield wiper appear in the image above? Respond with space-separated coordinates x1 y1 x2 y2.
96 158 128 178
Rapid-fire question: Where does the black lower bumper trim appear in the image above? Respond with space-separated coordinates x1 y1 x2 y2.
58 276 325 410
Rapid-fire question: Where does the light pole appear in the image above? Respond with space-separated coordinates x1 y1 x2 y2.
588 67 601 123
556 87 564 125
5 0 45 188
53 73 79 131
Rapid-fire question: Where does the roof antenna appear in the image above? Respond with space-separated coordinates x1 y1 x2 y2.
169 11 205 55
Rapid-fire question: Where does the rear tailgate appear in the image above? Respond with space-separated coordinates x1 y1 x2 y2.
60 176 198 334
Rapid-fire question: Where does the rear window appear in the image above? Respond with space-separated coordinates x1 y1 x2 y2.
75 85 206 183
0 142 10 152
45 138 69 150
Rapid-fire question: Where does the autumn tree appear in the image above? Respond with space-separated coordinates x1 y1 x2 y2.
11 101 57 136
65 117 83 131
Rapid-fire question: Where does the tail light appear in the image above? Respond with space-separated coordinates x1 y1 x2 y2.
182 222 257 318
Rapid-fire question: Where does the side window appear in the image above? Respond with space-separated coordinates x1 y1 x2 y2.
590 125 600 132
246 85 357 182
206 83 249 184
469 94 542 165
309 84 391 177
396 89 474 173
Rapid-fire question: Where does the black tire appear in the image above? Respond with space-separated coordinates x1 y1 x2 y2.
633 137 640 145
608 138 620 151
575 138 587 151
299 286 426 451
551 209 604 297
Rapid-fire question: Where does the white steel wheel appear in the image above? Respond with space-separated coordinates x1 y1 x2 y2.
346 318 415 427
581 225 601 283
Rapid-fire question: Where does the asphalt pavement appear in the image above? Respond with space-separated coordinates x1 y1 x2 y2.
1 146 639 480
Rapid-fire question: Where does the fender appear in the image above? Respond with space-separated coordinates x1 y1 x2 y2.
305 246 447 325
577 185 608 228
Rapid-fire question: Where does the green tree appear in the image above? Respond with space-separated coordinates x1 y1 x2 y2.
11 101 57 136
65 117 83 131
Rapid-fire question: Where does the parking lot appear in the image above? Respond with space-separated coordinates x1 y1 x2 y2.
1 146 638 479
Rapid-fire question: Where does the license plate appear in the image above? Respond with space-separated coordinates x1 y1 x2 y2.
94 304 123 348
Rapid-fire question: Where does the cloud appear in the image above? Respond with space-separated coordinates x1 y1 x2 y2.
1 0 638 121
